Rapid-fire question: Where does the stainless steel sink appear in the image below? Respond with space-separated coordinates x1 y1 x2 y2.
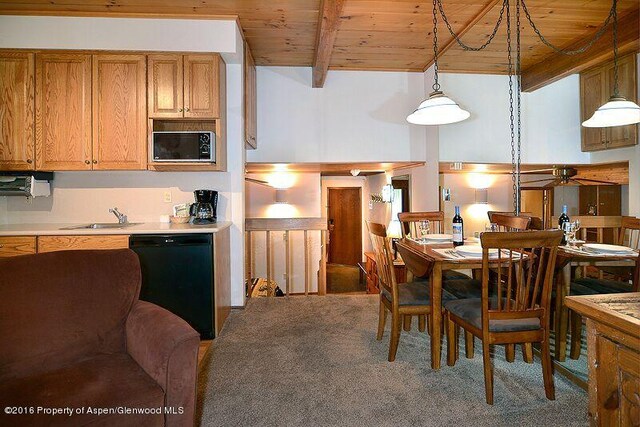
60 223 140 230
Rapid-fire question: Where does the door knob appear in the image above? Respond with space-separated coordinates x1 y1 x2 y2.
93 160 98 164
85 160 90 165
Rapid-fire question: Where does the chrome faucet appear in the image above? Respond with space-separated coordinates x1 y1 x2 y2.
109 207 128 224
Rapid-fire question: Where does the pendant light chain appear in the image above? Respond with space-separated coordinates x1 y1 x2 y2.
521 0 617 56
505 0 519 214
516 0 522 213
431 0 441 92
436 0 507 52
612 0 619 96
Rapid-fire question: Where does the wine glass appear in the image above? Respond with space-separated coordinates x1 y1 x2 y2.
418 220 430 240
485 223 499 232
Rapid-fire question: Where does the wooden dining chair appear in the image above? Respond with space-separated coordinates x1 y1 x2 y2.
567 216 639 359
367 221 444 362
488 212 531 231
444 229 563 404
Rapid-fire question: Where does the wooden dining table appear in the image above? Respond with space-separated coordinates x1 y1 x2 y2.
397 237 640 368
397 238 496 370
553 246 639 361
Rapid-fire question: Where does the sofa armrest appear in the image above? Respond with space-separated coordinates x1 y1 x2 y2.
126 300 200 427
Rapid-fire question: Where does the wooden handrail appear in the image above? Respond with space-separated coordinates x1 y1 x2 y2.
245 217 328 231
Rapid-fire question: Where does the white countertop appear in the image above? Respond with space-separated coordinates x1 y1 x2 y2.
0 221 232 236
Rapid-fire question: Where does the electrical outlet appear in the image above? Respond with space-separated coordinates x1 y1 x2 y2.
163 191 172 203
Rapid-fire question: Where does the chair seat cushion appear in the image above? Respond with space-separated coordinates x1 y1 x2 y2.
444 298 541 332
443 279 489 299
0 353 165 427
443 270 472 281
382 282 456 306
571 277 633 295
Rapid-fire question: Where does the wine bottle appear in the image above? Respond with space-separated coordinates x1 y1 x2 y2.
558 205 570 245
452 205 464 247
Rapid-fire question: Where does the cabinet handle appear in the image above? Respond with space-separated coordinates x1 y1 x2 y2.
93 160 98 164
85 160 90 165
0 244 4 248
178 108 183 112
185 107 190 112
26 159 32 164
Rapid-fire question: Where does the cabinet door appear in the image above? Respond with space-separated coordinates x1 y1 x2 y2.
35 53 92 170
184 54 219 118
0 236 36 257
92 54 147 170
606 54 638 149
37 235 129 253
148 54 183 118
244 44 257 149
580 67 607 152
0 52 34 170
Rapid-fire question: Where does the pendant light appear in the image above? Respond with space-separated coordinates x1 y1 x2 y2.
407 0 470 126
582 0 640 127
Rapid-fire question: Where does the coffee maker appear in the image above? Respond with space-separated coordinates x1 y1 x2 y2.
190 190 218 224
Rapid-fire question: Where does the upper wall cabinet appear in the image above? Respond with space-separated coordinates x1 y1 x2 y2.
35 53 92 170
244 44 257 149
92 54 147 170
580 54 637 152
148 53 223 119
0 52 34 170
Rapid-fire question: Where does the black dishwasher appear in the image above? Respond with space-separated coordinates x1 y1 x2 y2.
130 234 214 339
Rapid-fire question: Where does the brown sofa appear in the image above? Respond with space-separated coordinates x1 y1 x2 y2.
0 249 200 427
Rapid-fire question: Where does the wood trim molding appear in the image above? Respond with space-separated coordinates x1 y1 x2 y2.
245 218 328 231
423 0 501 72
312 0 347 88
521 8 639 92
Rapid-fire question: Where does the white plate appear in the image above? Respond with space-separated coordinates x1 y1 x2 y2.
454 245 498 256
424 234 452 241
583 243 635 254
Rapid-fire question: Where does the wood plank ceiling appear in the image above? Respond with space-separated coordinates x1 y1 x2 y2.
1 0 638 87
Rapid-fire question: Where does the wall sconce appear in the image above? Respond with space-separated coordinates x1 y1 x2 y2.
275 189 288 204
475 188 488 204
442 188 451 202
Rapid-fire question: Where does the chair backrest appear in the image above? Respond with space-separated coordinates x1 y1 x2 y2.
489 212 531 231
488 211 542 230
366 221 398 298
552 215 622 243
398 211 445 238
479 230 563 330
619 216 640 249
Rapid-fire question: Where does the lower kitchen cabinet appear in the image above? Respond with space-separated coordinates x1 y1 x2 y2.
0 236 37 257
37 235 130 253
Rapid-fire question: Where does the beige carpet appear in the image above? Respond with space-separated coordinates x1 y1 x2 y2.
197 295 587 426
326 264 365 293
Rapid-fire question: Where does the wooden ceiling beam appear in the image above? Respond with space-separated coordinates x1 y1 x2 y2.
312 0 346 88
521 8 639 92
423 0 502 72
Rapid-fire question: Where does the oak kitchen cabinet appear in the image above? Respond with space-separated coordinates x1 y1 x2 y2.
35 53 93 170
580 54 638 152
0 236 37 257
244 43 257 149
37 235 130 253
92 54 147 170
0 52 34 171
148 53 224 119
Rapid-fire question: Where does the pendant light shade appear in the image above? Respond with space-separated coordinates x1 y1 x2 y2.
407 91 470 125
582 96 640 127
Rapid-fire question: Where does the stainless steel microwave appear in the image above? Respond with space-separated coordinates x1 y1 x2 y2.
152 131 215 163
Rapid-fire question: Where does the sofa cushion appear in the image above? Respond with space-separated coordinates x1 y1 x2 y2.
0 250 141 381
444 298 541 332
0 353 164 427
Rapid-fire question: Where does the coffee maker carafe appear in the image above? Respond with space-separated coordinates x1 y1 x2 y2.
190 190 218 224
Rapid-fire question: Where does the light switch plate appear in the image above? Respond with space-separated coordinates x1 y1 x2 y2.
163 191 172 203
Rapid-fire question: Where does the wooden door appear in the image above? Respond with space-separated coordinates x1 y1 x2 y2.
606 54 637 149
0 52 34 170
92 54 147 170
327 188 362 266
580 67 606 152
35 53 92 170
244 43 257 149
184 54 219 118
148 54 183 118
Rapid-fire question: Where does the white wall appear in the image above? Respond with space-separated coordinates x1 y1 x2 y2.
437 73 588 164
248 67 427 163
0 16 247 306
